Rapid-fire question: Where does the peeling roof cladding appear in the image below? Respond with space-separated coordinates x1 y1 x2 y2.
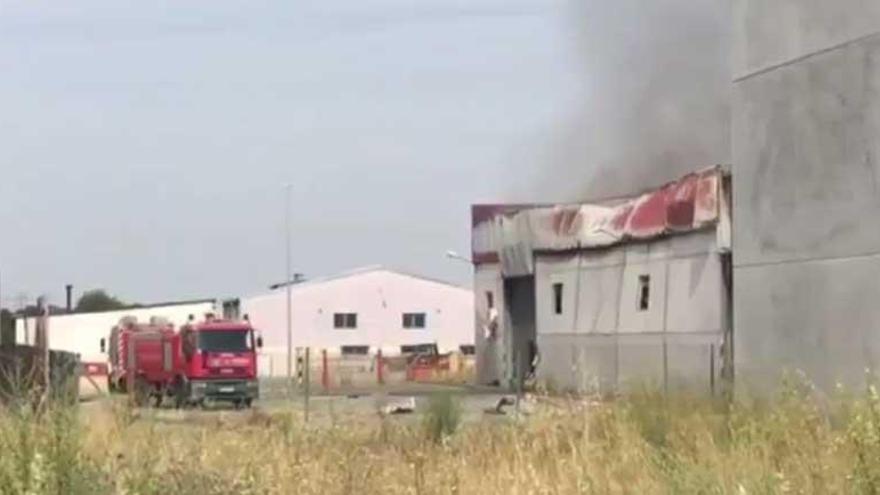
472 166 731 276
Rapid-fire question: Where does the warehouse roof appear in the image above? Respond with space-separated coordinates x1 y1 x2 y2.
472 166 731 275
265 266 470 293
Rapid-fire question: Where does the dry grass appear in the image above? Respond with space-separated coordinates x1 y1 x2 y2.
4 378 880 494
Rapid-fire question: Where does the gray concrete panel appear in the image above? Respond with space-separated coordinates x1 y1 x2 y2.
536 260 624 336
733 37 880 267
573 266 625 335
537 334 618 394
579 249 626 269
734 254 880 393
537 333 722 395
618 261 668 334
616 335 665 391
625 231 716 265
733 0 880 78
666 255 723 334
665 231 718 259
535 262 581 335
666 334 722 394
624 241 671 265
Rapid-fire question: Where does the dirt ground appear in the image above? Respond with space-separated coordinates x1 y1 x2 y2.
83 380 518 428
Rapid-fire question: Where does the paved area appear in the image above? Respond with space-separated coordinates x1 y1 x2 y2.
259 381 513 423
261 392 512 425
84 382 522 427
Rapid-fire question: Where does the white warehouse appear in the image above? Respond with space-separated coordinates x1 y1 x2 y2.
238 267 474 377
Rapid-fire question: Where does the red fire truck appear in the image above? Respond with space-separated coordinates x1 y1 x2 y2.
103 314 261 408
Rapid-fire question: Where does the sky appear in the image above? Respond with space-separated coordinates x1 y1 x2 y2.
0 0 582 306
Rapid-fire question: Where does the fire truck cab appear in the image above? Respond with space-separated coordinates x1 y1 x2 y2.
176 314 261 407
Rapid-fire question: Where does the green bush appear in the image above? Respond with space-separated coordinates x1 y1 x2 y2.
423 392 462 444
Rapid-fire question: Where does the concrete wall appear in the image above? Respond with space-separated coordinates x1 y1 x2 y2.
534 231 724 394
733 1 880 392
241 269 474 377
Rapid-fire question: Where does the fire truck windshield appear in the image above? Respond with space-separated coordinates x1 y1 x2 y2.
197 330 253 353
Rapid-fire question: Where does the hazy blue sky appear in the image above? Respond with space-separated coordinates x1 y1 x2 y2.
0 0 582 305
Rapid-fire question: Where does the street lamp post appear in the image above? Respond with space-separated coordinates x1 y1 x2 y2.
445 250 473 264
284 184 293 395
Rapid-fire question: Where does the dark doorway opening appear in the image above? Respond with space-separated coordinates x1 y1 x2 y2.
504 276 537 389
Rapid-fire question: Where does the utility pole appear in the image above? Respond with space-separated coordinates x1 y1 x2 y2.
0 270 6 349
35 296 50 405
0 270 3 347
285 183 293 397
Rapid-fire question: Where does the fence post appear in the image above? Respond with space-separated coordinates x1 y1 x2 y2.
377 349 384 385
710 344 716 397
35 297 50 404
321 349 329 390
662 338 669 396
303 348 310 423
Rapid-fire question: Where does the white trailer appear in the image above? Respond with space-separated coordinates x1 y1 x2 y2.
16 299 216 365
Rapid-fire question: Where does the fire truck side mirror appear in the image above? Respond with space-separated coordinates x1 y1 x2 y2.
256 336 264 349
100 338 106 354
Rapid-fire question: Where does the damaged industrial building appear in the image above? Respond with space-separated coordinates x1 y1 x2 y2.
471 3 880 397
471 166 732 394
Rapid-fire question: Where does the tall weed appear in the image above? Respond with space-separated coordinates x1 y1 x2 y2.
4 378 880 493
423 392 462 444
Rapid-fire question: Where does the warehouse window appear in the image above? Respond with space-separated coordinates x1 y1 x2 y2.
402 313 427 329
333 313 358 329
459 345 476 356
401 343 437 355
553 283 564 315
341 345 369 356
486 291 495 310
638 275 651 311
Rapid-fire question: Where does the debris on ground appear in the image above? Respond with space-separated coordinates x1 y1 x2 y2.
380 397 416 415
484 396 515 415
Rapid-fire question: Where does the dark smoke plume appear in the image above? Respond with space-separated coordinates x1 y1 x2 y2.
529 0 730 201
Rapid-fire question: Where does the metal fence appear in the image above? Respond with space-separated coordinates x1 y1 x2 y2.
260 349 476 391
0 345 79 403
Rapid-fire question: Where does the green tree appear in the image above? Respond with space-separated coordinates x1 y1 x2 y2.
0 308 14 347
74 290 128 313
